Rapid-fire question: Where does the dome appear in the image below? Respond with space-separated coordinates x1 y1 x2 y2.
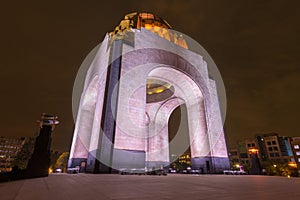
110 12 188 49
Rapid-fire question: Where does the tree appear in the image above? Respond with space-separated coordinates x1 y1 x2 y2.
49 151 60 170
261 161 296 177
54 152 69 172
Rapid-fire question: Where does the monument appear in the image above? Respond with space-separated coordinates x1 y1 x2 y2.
68 12 230 173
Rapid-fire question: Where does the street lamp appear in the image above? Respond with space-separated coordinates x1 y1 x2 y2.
288 162 297 168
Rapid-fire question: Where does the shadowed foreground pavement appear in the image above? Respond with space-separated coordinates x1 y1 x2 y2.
1 173 299 200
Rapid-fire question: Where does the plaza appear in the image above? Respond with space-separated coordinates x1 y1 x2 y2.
1 174 299 200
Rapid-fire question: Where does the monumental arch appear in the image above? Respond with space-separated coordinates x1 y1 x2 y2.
69 13 230 173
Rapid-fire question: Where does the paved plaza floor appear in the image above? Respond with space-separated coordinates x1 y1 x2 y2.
0 173 299 200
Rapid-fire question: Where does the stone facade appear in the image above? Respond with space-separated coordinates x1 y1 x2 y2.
69 14 230 173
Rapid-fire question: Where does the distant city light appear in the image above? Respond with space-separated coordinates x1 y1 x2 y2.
248 148 259 154
288 162 297 168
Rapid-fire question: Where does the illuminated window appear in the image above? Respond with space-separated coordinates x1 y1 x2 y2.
294 145 300 149
296 151 300 156
298 158 300 162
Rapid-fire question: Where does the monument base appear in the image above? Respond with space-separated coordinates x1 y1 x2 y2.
112 149 146 172
192 157 230 173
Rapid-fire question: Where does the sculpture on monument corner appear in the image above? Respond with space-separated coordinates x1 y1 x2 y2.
26 113 59 178
69 12 230 174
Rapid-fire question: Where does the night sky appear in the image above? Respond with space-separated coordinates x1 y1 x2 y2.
0 0 299 152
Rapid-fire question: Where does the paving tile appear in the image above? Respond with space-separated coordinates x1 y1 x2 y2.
0 174 300 200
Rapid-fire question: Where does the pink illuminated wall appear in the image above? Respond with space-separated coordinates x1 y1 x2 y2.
69 28 229 172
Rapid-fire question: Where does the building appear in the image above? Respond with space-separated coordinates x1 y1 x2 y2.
290 137 300 170
278 136 294 162
237 139 258 166
68 12 230 174
228 148 240 167
256 133 294 163
0 137 26 173
229 133 297 172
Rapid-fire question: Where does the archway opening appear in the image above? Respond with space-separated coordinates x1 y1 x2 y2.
168 104 191 172
145 66 210 172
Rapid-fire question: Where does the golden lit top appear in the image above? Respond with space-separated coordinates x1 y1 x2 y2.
110 12 188 49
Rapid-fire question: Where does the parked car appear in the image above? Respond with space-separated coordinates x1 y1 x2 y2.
54 168 62 173
67 167 79 174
